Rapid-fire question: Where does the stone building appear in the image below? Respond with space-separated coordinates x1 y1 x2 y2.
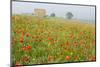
34 8 46 17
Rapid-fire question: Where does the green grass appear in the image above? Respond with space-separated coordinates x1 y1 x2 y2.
11 15 96 65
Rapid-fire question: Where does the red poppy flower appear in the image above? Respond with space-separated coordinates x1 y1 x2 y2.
74 56 78 60
22 45 32 51
26 33 30 37
27 45 32 50
22 31 25 36
66 56 70 60
22 46 27 51
20 37 24 43
48 37 54 41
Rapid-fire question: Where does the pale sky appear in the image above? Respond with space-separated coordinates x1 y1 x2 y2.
12 1 95 21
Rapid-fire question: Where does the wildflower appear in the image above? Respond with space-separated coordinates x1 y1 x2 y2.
27 45 32 50
65 55 70 60
22 31 25 36
20 37 24 43
48 37 54 41
22 46 27 51
74 56 78 60
22 45 32 51
26 32 30 37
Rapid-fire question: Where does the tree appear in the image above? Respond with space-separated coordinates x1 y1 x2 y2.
66 12 73 19
50 13 56 17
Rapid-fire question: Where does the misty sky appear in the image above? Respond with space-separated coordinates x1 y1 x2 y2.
12 1 95 21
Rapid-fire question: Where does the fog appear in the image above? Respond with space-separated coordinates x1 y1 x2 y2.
12 1 95 22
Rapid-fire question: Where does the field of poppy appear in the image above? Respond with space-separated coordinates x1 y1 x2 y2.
11 15 96 65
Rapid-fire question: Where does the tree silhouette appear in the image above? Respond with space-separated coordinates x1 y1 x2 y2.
50 13 56 17
66 12 73 19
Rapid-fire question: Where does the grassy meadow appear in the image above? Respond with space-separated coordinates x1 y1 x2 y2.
11 15 96 65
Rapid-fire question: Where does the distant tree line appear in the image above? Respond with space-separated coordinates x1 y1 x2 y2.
32 12 74 19
50 12 73 19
